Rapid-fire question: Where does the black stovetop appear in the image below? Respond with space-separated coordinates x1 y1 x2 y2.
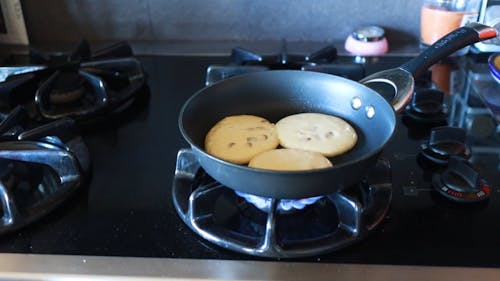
0 54 499 267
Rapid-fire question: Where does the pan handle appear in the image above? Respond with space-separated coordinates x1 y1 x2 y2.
401 22 498 78
360 23 498 112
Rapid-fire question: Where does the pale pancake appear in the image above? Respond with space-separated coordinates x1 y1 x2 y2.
205 115 279 164
276 113 358 157
248 148 333 171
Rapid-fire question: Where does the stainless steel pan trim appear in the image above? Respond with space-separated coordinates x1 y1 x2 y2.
360 67 414 112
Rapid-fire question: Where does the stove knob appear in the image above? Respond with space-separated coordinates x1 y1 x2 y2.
414 71 433 89
410 89 444 115
420 126 471 165
404 89 447 124
432 157 491 203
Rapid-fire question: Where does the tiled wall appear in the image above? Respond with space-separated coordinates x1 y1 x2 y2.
21 0 424 46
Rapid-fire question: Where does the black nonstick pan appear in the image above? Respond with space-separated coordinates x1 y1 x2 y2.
179 23 498 199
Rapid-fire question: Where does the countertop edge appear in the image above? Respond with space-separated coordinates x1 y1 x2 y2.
0 253 500 281
0 39 422 57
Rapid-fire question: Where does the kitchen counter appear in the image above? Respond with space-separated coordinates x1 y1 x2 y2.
1 253 500 281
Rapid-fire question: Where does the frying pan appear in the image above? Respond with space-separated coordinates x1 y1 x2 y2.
179 23 498 199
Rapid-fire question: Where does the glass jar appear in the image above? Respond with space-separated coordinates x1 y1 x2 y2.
420 0 481 51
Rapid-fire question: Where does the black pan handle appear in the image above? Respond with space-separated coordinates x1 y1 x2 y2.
361 22 498 113
401 22 498 78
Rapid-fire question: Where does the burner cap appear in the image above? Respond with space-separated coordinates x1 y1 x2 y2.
49 72 86 104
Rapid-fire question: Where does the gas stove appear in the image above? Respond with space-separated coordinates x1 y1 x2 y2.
171 44 500 260
0 43 500 277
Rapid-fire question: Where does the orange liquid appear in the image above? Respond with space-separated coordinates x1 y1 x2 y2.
420 6 476 45
431 63 457 95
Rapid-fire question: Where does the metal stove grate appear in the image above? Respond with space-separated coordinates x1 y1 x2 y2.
172 149 392 258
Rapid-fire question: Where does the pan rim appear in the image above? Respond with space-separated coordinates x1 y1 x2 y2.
178 70 397 175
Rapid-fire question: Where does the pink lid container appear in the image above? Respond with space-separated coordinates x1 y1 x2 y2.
344 26 389 56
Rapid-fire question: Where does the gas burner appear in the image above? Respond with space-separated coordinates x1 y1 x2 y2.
231 41 337 68
172 149 391 258
235 191 323 213
0 40 147 122
206 41 365 86
0 106 89 235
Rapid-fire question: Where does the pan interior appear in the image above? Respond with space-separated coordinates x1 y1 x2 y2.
180 70 396 167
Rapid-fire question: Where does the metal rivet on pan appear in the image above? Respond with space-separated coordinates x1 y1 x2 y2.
351 97 362 110
365 105 375 119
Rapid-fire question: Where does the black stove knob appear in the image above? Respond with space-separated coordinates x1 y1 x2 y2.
414 70 433 89
411 89 444 114
432 157 491 203
420 126 471 165
404 89 447 124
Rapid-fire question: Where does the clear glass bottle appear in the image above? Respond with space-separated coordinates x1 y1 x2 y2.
420 0 482 53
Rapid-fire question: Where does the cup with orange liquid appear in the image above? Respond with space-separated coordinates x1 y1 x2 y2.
420 0 482 55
